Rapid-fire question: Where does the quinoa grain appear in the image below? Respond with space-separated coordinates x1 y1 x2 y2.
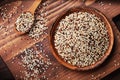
29 2 48 40
54 12 109 67
15 12 34 33
29 17 48 39
19 48 51 80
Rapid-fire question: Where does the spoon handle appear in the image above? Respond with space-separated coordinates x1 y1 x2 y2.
84 0 96 6
28 0 42 14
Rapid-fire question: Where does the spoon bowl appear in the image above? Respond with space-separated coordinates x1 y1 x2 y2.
15 0 42 34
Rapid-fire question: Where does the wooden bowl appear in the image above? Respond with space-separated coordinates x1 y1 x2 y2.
49 7 114 71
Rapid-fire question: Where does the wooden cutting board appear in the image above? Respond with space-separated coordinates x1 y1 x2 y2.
0 0 120 80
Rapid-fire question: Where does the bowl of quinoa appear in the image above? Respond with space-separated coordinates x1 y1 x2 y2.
49 7 114 70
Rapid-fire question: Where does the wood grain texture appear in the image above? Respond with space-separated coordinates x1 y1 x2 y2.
0 0 120 80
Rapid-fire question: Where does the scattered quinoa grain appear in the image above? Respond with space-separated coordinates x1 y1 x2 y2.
19 48 51 80
108 3 112 6
29 17 48 39
29 2 48 40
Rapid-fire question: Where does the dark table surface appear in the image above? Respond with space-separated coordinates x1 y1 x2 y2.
0 56 15 80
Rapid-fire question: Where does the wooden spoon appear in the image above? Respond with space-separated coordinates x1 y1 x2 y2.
85 0 96 6
49 7 114 71
27 0 42 15
15 0 42 34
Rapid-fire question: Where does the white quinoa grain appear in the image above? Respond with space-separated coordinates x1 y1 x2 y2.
108 3 112 6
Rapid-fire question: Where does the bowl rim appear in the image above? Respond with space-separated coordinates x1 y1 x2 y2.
49 7 114 71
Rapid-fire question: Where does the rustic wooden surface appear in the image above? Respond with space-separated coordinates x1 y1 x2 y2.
0 0 120 80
